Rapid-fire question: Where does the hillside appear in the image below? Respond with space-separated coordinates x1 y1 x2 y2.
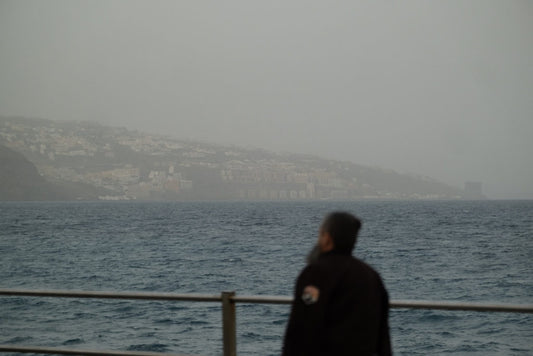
0 144 111 201
0 144 56 200
0 117 465 201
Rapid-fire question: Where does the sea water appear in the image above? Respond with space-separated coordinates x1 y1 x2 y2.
0 200 532 355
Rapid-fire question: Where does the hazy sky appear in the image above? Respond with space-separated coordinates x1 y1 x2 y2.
1 1 532 198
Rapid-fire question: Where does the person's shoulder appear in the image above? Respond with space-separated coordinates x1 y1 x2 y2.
349 256 385 279
299 258 327 276
295 258 332 291
297 253 340 280
350 255 372 268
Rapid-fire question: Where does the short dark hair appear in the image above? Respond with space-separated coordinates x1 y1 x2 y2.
320 212 362 253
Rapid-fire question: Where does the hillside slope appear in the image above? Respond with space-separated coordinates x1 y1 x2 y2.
0 144 109 200
0 117 465 200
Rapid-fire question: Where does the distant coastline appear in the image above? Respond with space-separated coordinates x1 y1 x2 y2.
1 116 475 201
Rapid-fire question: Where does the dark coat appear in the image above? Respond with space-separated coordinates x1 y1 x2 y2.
283 250 392 356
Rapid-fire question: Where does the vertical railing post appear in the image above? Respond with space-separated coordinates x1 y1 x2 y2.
221 291 237 356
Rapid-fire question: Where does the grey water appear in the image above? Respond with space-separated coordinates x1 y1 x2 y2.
1 200 532 355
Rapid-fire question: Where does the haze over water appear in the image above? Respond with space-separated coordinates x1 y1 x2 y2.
1 1 532 199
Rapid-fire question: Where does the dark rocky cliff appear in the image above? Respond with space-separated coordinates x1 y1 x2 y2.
0 144 108 200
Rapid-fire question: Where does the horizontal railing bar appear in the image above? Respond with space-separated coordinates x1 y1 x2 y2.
0 289 221 302
232 295 292 304
0 345 198 356
1 289 532 313
234 295 533 313
390 300 533 313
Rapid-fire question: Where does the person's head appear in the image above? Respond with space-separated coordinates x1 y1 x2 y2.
318 212 362 254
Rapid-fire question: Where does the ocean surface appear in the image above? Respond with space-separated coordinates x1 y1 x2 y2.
0 200 532 355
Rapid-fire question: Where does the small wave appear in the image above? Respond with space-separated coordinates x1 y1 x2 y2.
127 343 169 352
176 326 194 334
510 347 532 353
271 319 286 325
417 311 462 323
155 318 174 324
139 332 156 338
167 305 187 312
62 338 84 345
5 336 32 343
437 331 455 338
447 344 479 353
476 326 505 335
113 305 134 313
189 319 209 325
242 331 261 340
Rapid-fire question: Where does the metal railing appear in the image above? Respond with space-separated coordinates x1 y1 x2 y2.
1 288 532 356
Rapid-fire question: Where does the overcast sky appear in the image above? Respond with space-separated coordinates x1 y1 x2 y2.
1 1 532 198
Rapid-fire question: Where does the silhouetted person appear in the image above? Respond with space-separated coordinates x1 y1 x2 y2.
283 212 392 356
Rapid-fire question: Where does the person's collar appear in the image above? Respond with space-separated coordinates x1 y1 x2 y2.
321 249 351 257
